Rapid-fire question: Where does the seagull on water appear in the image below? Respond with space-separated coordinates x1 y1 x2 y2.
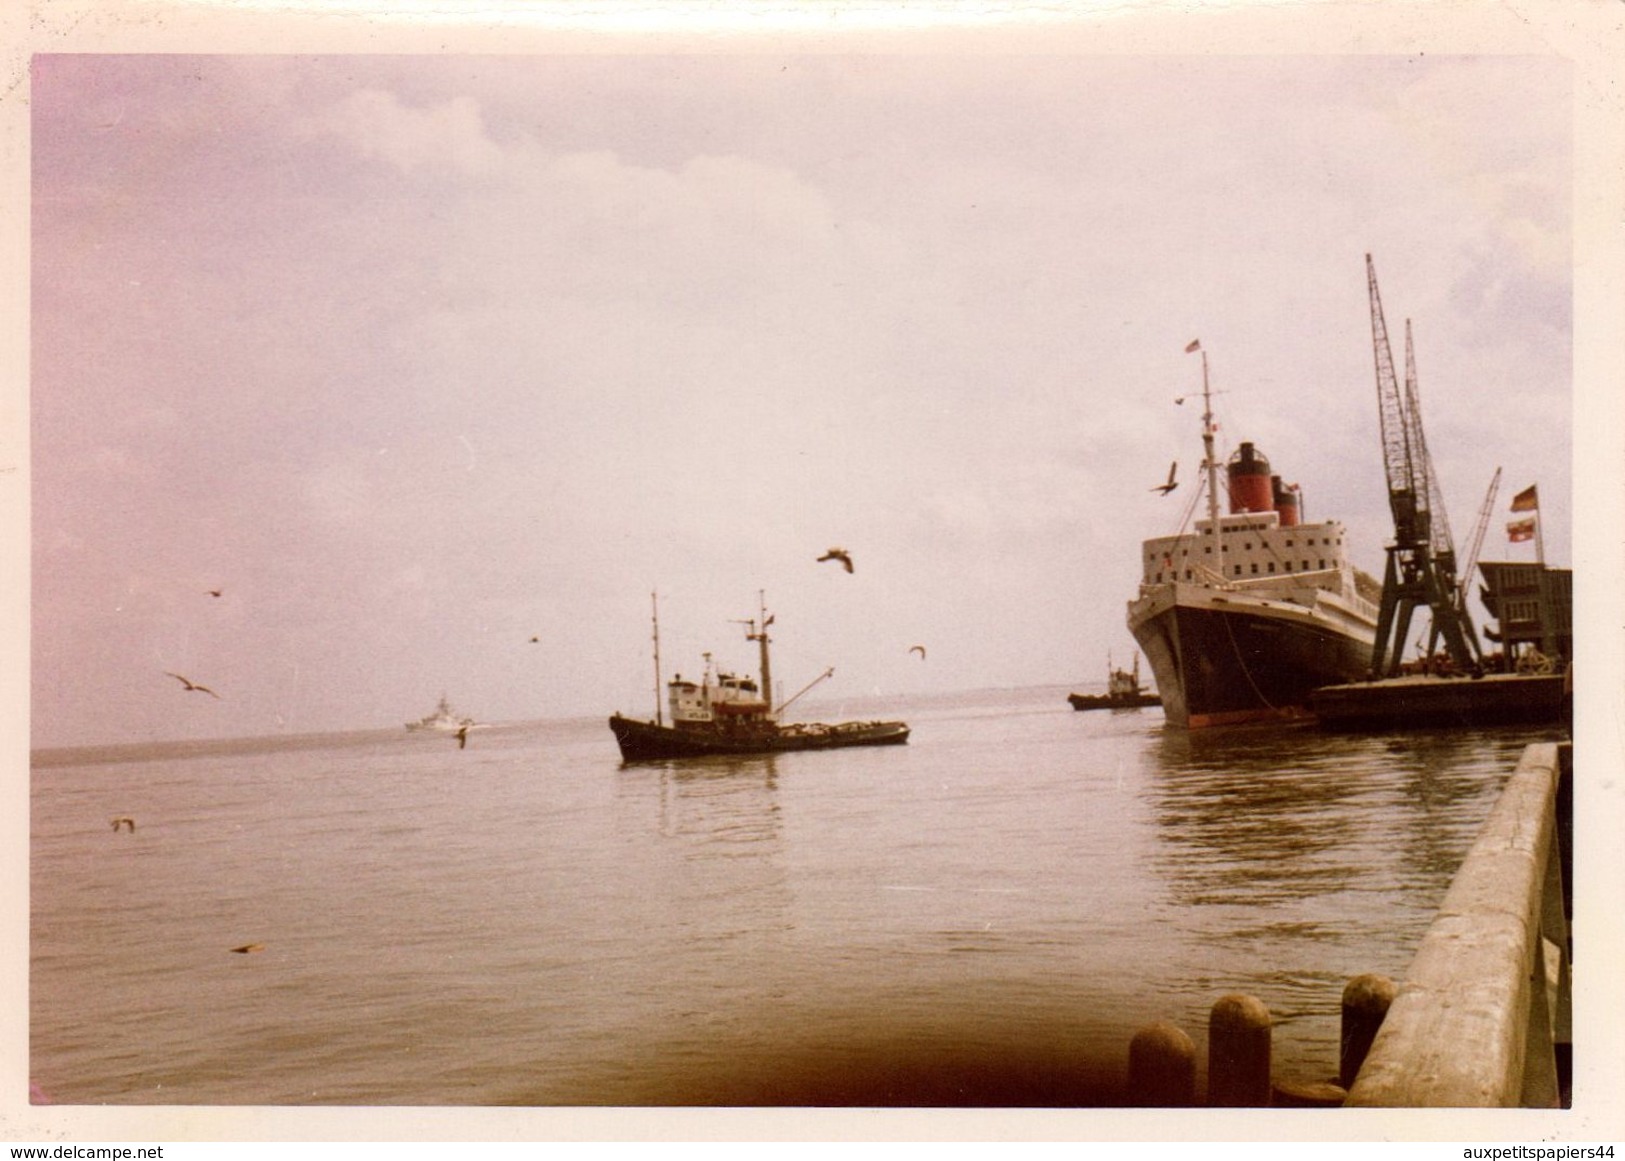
229 943 266 954
206 589 222 598
165 672 220 698
1151 462 1179 495
817 548 854 573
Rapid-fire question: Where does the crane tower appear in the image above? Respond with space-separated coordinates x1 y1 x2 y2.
1365 254 1482 677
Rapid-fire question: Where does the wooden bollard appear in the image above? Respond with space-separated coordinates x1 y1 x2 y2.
1128 1021 1196 1106
1340 973 1397 1089
1207 993 1272 1106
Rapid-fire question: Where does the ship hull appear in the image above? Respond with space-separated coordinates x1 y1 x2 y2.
608 714 910 762
1128 585 1373 728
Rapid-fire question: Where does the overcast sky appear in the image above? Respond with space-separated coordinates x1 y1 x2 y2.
28 51 1573 746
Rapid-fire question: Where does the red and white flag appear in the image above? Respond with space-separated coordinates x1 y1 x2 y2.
1507 517 1537 542
1510 484 1539 512
1184 339 1201 353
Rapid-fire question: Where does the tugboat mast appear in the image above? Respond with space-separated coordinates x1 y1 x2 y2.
651 590 663 727
742 590 774 715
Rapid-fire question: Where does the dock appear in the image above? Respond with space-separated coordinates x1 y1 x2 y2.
1345 741 1572 1106
1308 671 1569 731
1125 741 1573 1107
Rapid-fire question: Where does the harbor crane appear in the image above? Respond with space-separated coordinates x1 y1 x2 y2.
1405 319 1486 665
1365 254 1482 676
1458 466 1503 611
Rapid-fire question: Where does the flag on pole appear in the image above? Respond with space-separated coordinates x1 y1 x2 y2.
1510 484 1539 512
1185 339 1201 353
1507 518 1536 542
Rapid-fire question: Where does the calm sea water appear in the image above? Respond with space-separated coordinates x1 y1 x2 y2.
30 686 1562 1107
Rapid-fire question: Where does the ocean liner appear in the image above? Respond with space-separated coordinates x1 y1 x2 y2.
1126 345 1381 728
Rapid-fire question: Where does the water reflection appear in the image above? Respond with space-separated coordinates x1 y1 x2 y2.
1378 726 1550 887
1130 720 1557 1070
1144 723 1371 907
611 753 793 943
630 753 782 841
1142 721 1558 929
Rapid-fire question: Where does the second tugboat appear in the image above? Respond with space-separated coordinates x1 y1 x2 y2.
1126 342 1382 728
608 593 911 762
1068 652 1161 711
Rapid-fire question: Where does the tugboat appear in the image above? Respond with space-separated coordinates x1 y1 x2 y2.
608 593 910 762
1067 652 1161 711
1126 342 1381 728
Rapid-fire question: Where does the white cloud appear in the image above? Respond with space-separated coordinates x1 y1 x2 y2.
318 89 504 176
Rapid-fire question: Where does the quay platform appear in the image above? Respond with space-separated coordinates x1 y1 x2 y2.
1309 670 1570 731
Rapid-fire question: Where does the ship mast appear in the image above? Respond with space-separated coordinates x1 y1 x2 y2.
741 590 773 716
1196 343 1223 569
651 590 663 727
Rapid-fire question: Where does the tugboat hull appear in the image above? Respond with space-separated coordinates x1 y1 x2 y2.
1066 692 1161 711
609 714 910 762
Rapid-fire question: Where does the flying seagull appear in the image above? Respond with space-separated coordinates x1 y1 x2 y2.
1151 462 1179 495
165 672 220 698
206 589 222 598
909 645 927 660
817 548 854 573
529 636 540 643
110 817 136 833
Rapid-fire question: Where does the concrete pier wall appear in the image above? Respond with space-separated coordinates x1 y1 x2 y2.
1346 741 1571 1107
